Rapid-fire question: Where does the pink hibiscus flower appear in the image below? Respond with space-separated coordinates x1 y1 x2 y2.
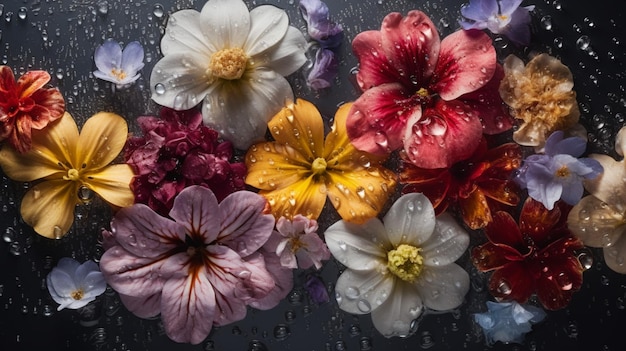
100 186 290 344
346 11 512 169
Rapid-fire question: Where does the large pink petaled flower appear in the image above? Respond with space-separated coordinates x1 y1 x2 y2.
100 185 288 344
346 11 513 169
0 66 65 153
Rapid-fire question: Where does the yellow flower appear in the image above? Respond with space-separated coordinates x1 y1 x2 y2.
0 112 135 239
245 99 396 223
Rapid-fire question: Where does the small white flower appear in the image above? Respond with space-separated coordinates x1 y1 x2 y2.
265 215 330 270
93 39 145 89
325 193 470 338
149 0 307 150
46 258 107 311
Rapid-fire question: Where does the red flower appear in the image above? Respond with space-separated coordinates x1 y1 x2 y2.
124 107 247 216
346 11 513 169
400 137 522 229
0 66 65 153
472 198 585 310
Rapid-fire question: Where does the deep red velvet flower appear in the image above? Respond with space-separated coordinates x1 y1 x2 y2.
124 107 246 216
346 11 513 169
0 66 65 153
400 137 522 229
472 198 585 310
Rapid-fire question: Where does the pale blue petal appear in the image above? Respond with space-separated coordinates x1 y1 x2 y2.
74 260 100 282
502 6 533 46
579 157 604 179
498 0 525 16
94 39 122 72
121 41 145 75
460 0 496 22
560 179 584 205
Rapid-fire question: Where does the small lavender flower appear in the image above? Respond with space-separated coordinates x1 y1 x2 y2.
93 39 144 89
299 0 343 49
46 258 107 311
516 131 603 210
474 301 546 345
459 0 535 46
307 48 339 90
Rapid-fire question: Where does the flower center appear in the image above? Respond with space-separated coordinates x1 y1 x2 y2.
416 87 430 97
311 157 328 175
110 68 127 81
387 244 423 283
555 165 570 178
70 289 85 300
63 168 81 181
209 48 248 80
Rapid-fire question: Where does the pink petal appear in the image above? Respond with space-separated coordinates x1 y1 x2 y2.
16 70 50 99
248 250 293 310
212 287 248 326
347 83 419 154
352 30 397 90
29 88 65 127
403 99 483 169
118 293 161 319
169 185 220 244
218 190 275 257
430 29 496 101
0 66 17 92
160 270 217 345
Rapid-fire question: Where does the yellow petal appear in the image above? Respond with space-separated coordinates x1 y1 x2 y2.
245 141 312 191
0 112 78 181
326 166 396 224
85 164 136 208
76 112 128 171
260 176 327 220
20 179 78 239
268 99 325 159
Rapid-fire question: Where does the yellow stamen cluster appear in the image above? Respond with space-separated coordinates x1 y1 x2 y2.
63 168 80 181
416 87 430 98
209 48 248 80
110 68 127 81
555 165 570 178
311 157 328 175
70 289 85 300
387 244 424 282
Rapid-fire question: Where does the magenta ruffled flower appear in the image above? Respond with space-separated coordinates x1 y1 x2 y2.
125 107 246 216
100 186 289 345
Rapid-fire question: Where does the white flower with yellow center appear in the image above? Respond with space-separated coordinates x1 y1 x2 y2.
150 0 307 150
325 193 470 338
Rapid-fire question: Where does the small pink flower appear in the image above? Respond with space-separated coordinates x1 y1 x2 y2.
265 215 330 270
99 186 287 344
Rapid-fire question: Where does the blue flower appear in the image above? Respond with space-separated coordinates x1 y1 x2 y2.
299 0 343 49
459 0 535 46
46 258 107 311
516 131 603 210
474 301 546 345
93 39 144 89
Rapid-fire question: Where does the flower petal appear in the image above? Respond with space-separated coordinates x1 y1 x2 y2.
200 0 250 49
261 26 308 77
484 211 525 250
17 70 51 99
160 9 215 56
269 98 325 158
118 293 161 319
415 263 469 311
168 186 220 244
21 180 76 238
86 164 135 208
519 197 563 245
604 233 626 274
324 218 389 270
421 213 470 266
334 268 396 315
77 112 128 170
245 142 312 191
260 176 327 220
121 41 145 75
28 88 65 129
244 5 288 56
383 193 436 248
567 195 624 248
248 249 294 310
458 189 493 230
0 66 17 92
472 242 522 271
370 281 423 338
488 261 534 303
584 154 626 212
94 39 122 73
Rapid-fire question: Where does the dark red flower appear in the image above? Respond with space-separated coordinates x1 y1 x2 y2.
0 66 65 153
472 198 585 310
124 107 246 216
400 137 522 229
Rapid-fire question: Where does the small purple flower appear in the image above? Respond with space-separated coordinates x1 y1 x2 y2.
47 258 107 311
307 48 339 90
459 0 535 46
304 274 330 304
516 131 603 210
93 39 144 89
299 0 343 49
474 301 546 345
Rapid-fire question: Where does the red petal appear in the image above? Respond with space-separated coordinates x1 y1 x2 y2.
16 70 50 99
352 30 398 90
488 261 535 304
533 241 584 310
403 99 483 169
29 88 65 128
11 114 32 153
476 178 520 206
399 162 451 212
430 29 496 101
519 197 562 245
485 211 526 251
0 66 17 92
472 243 521 272
458 189 492 229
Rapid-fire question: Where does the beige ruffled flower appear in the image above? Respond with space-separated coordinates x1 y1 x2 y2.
499 54 580 147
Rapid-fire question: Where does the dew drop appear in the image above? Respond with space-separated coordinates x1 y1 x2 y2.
357 299 371 313
53 226 64 239
273 324 291 341
345 286 360 300
541 15 553 30
154 83 166 95
577 250 594 270
496 280 512 295
3 227 15 243
576 35 591 50
153 4 164 18
17 7 27 20
78 185 95 204
97 0 108 15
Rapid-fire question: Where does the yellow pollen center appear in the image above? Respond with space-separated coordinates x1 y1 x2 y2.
311 157 328 175
498 14 509 21
387 244 423 282
110 68 127 81
209 47 248 80
416 87 430 97
555 165 570 177
63 168 81 181
70 289 84 300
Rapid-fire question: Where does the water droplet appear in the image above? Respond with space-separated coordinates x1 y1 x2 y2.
334 340 347 351
154 83 166 95
97 0 109 15
359 337 373 350
78 185 94 203
576 35 591 50
153 4 164 18
17 7 27 20
541 15 553 30
248 340 268 351
496 280 511 295
345 286 360 300
419 331 435 349
3 227 15 243
284 310 296 322
273 324 290 341
577 250 594 270
53 226 63 239
357 299 371 312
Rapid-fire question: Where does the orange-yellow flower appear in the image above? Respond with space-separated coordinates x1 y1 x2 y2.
245 99 396 223
0 112 135 238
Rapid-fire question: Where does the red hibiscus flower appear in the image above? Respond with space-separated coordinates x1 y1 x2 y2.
346 11 512 169
400 137 522 229
472 198 586 310
0 66 65 153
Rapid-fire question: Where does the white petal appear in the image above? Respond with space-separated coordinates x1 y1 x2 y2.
603 232 626 274
47 269 76 302
259 26 308 77
420 213 470 266
81 271 107 297
201 68 293 150
415 264 469 311
200 0 250 49
161 9 216 57
615 126 626 157
244 5 289 56
150 52 213 110
370 281 423 338
324 218 389 271
383 193 436 247
334 268 395 315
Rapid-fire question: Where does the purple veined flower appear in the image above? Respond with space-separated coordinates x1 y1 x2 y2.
515 130 603 210
306 48 339 90
264 215 331 270
299 0 344 49
474 301 546 345
93 39 145 89
46 258 107 311
459 0 535 46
